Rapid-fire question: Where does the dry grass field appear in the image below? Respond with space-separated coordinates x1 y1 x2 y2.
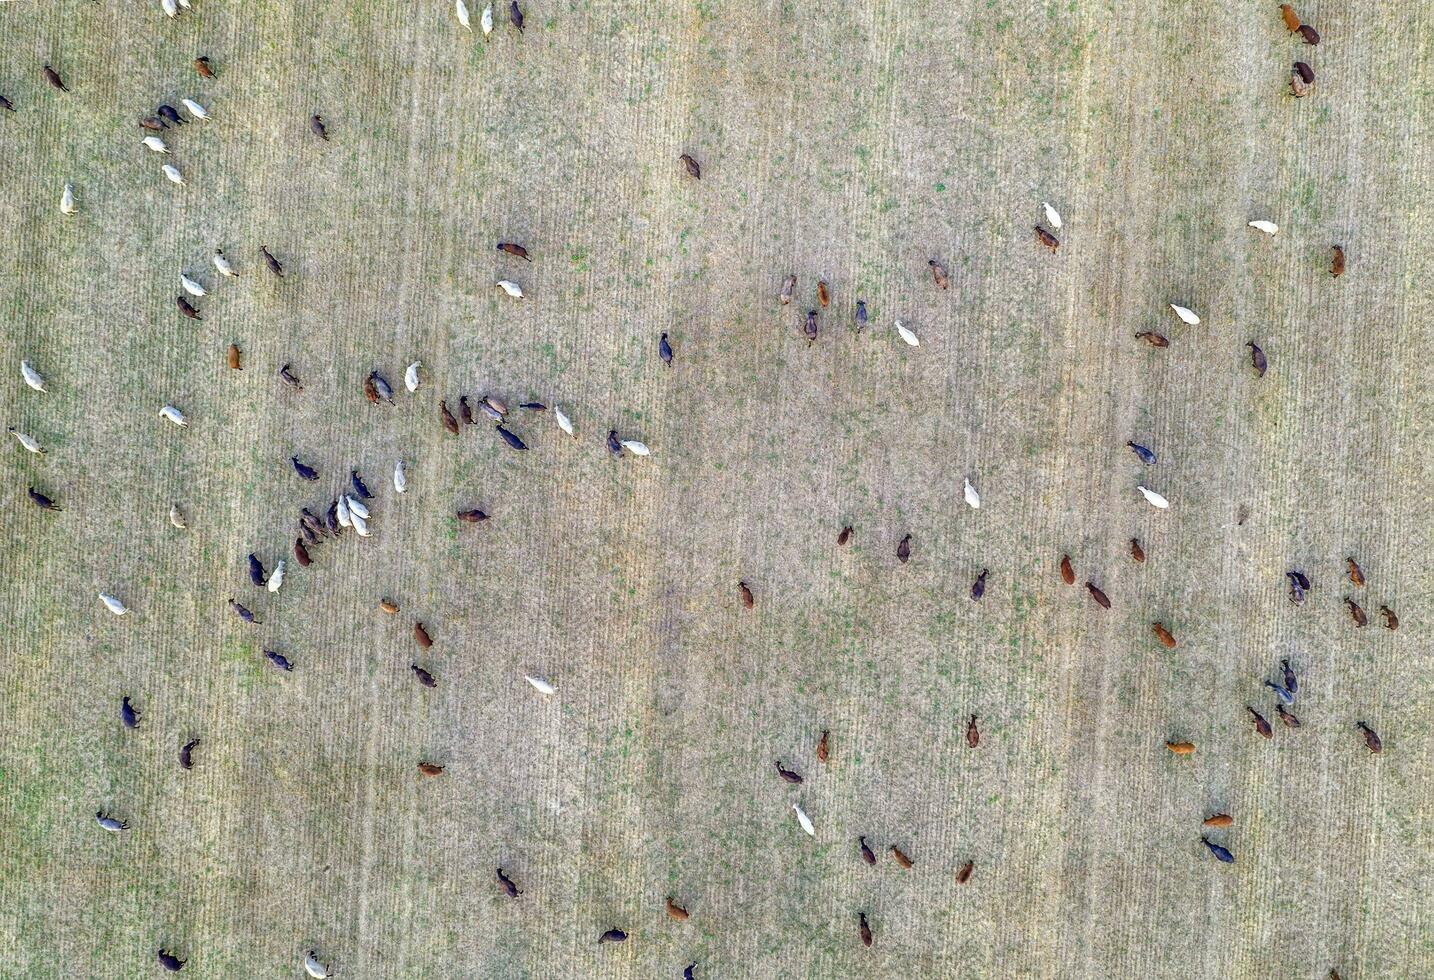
1 0 1431 977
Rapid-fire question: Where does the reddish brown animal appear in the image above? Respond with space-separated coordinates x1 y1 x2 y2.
1059 554 1075 585
966 715 980 748
739 581 754 609
1135 331 1170 348
955 860 975 884
440 400 459 435
414 622 433 648
1330 245 1345 277
890 845 914 869
666 897 690 921
1152 622 1177 648
1356 722 1382 753
1086 582 1111 609
1346 557 1365 586
816 730 830 762
1379 605 1398 630
1345 598 1368 627
1279 4 1301 31
1203 813 1234 828
1248 707 1273 739
837 525 852 546
1130 538 1145 563
1035 226 1059 251
858 836 876 865
929 259 950 290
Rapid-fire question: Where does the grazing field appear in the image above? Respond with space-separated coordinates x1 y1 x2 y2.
1 0 1431 977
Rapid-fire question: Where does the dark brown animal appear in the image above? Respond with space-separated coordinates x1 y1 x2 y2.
510 0 525 32
897 534 911 564
855 299 868 331
293 538 311 567
1356 721 1382 753
1344 598 1368 627
665 897 690 921
817 280 830 308
1346 557 1365 587
816 730 830 762
1280 4 1301 31
966 715 980 748
739 581 754 609
606 429 623 456
1035 226 1060 251
411 664 437 688
157 949 185 972
1248 707 1273 739
379 599 399 614
158 104 184 126
179 738 199 769
440 400 459 434
457 509 489 523
1130 538 1145 562
43 65 67 92
1135 331 1170 348
27 487 62 511
1247 342 1267 377
858 836 876 865
457 396 475 425
496 867 521 898
279 364 303 390
1330 245 1345 277
1379 605 1398 630
260 246 285 277
891 845 913 869
1086 582 1111 609
1298 24 1320 44
176 296 202 320
679 153 700 179
141 116 166 131
1294 61 1315 85
1203 813 1233 828
598 929 627 944
660 332 673 365
858 912 872 948
309 114 328 140
955 860 974 884
970 568 988 601
417 761 445 776
1276 704 1301 728
837 525 852 546
1060 554 1075 585
497 242 530 260
929 258 950 289
0 95 15 112
774 761 802 784
414 622 433 648
1152 622 1177 648
804 309 818 344
121 696 140 729
194 56 215 78
228 599 260 624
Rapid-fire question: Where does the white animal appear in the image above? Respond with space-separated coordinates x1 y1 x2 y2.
895 320 920 347
792 803 815 837
525 675 556 696
1248 220 1279 235
177 0 191 8
336 495 351 528
345 495 369 520
267 560 285 593
496 280 524 298
213 250 238 277
169 503 186 529
8 427 43 454
142 136 168 153
481 4 493 34
393 459 407 493
180 273 206 297
161 0 178 17
1169 304 1200 326
162 163 184 185
554 406 574 436
99 592 127 616
159 405 188 427
21 361 46 392
1042 201 1063 229
963 478 981 509
1137 485 1170 509
303 951 330 980
181 98 208 121
456 0 471 30
620 440 651 456
404 361 421 392
350 510 370 537
60 184 77 214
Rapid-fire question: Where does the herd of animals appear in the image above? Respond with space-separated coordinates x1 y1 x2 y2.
2 1 1404 976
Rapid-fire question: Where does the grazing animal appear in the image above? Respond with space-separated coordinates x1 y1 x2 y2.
0 95 13 112
666 897 689 921
1346 558 1365 587
478 399 504 422
774 761 802 784
520 401 546 411
619 439 650 456
970 568 988 601
158 104 185 126
837 525 853 546
368 371 394 404
496 426 528 451
1035 226 1060 251
496 868 521 898
1344 598 1368 627
1287 570 1310 604
97 811 128 832
606 430 623 456
267 560 285 593
739 581 754 609
524 675 556 695
779 274 796 305
554 406 574 435
929 259 950 289
1356 722 1382 753
59 184 77 214
1265 680 1294 705
310 114 329 140
351 470 374 500
143 135 169 153
598 929 627 944
9 428 44 454
176 296 203 321
141 115 167 130
858 836 876 864
1277 704 1301 728
1130 538 1145 562
439 401 460 434
1247 707 1273 739
1292 62 1314 96
293 538 312 567
181 98 208 120
482 4 494 34
121 696 140 729
157 950 186 972
228 599 259 624
418 762 445 776
226 343 242 370
1166 741 1195 755
859 912 873 948
28 487 62 511
162 164 185 185
21 360 47 391
194 56 215 78
1085 582 1111 609
1135 331 1170 348
1059 554 1075 585
1298 24 1320 44
804 309 818 344
1203 814 1233 828
379 599 399 615
179 738 199 769
260 246 285 277
817 280 831 308
1330 245 1345 277
510 0 525 31
855 299 868 331
816 730 830 762
1248 220 1279 235
1043 201 1063 229
890 845 915 869
247 553 267 586
291 456 319 481
1169 304 1200 325
792 803 815 836
963 478 981 509
966 715 980 748
456 0 472 29
43 65 68 92
1126 441 1156 465
98 592 127 615
956 860 975 883
897 534 911 563
456 509 489 523
1280 659 1298 694
264 649 293 671
659 333 673 365
1137 486 1169 509
1200 837 1235 864
279 364 303 390
1246 342 1267 377
1280 3 1301 31
414 622 433 648
1379 606 1398 630
496 280 524 298
213 250 237 277
459 396 476 425
1152 622 1177 648
411 664 437 688
679 153 700 179
497 242 530 260
403 361 421 393
303 951 331 979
